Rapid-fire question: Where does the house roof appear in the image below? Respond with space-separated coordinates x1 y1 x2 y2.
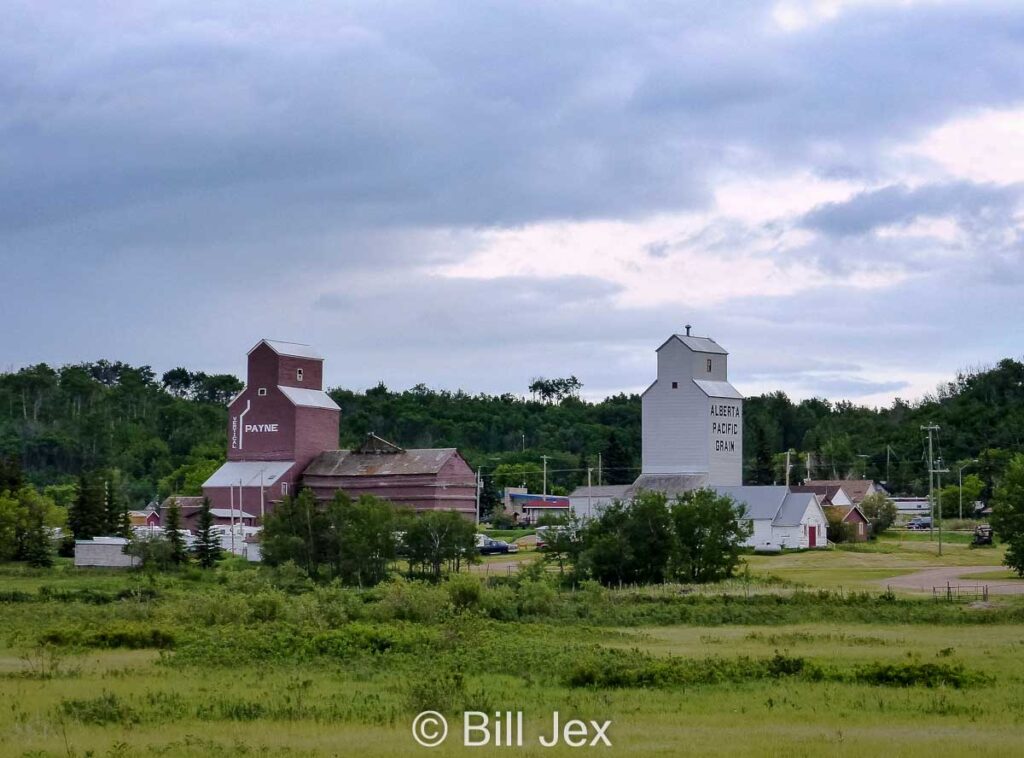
250 339 323 361
790 484 845 505
303 447 459 477
203 460 296 488
278 385 340 410
804 479 883 503
713 486 789 520
692 379 743 399
773 492 819 527
824 504 869 523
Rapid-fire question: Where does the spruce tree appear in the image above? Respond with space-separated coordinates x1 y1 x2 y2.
164 500 188 566
69 471 108 539
194 497 221 568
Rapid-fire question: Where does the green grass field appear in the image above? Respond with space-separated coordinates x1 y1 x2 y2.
3 539 1024 757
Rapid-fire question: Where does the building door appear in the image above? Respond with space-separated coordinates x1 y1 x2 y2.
808 526 817 548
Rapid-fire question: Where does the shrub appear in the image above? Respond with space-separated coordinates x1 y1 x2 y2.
517 579 557 617
60 692 139 726
446 574 483 611
248 590 286 622
406 670 466 714
372 578 449 623
480 584 519 621
851 662 989 688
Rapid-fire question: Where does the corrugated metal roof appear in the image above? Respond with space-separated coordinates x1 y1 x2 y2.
693 379 743 399
252 339 323 360
713 486 788 521
630 473 708 499
303 448 457 477
569 485 633 498
675 335 728 354
209 508 257 519
203 460 295 488
278 385 340 410
160 496 204 509
773 492 817 526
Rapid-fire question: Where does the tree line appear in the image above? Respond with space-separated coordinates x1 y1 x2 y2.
5 355 1024 518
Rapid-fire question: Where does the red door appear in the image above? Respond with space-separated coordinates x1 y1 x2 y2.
808 526 817 548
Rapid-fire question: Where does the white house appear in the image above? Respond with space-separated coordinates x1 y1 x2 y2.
715 486 829 549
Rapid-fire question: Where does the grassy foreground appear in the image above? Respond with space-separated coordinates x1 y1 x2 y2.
2 546 1024 757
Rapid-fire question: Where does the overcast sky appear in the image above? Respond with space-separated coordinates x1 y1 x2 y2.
2 0 1023 406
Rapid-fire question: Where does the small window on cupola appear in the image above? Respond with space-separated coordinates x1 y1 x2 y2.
297 368 304 382
258 388 268 396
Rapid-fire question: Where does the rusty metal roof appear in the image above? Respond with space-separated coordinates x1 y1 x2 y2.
304 447 459 477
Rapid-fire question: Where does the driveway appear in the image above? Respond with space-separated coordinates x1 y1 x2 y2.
881 565 1024 595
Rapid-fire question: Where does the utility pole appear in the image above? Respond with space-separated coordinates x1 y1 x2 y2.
805 452 812 482
935 457 949 556
597 453 603 486
785 450 792 487
475 467 482 526
259 468 265 520
587 467 593 518
958 459 979 520
857 454 870 479
521 432 525 452
541 455 550 495
921 425 939 541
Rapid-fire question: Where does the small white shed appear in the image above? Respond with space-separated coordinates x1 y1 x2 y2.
74 537 140 568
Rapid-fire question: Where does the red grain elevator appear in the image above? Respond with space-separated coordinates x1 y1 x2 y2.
202 339 340 516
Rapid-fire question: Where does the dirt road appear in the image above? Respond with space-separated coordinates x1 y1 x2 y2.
881 565 1024 595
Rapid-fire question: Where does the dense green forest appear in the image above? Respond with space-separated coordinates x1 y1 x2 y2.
2 357 1024 509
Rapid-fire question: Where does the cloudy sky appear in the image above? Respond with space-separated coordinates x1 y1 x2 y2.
3 0 1023 405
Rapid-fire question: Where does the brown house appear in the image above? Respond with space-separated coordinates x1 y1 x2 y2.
824 504 871 542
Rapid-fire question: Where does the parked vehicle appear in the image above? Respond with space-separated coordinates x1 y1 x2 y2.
906 517 932 530
971 524 994 547
477 535 512 555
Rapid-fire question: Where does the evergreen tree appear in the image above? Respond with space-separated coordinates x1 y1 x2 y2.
194 497 222 568
69 471 108 539
164 500 188 566
602 431 635 485
0 455 24 492
991 454 1024 576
